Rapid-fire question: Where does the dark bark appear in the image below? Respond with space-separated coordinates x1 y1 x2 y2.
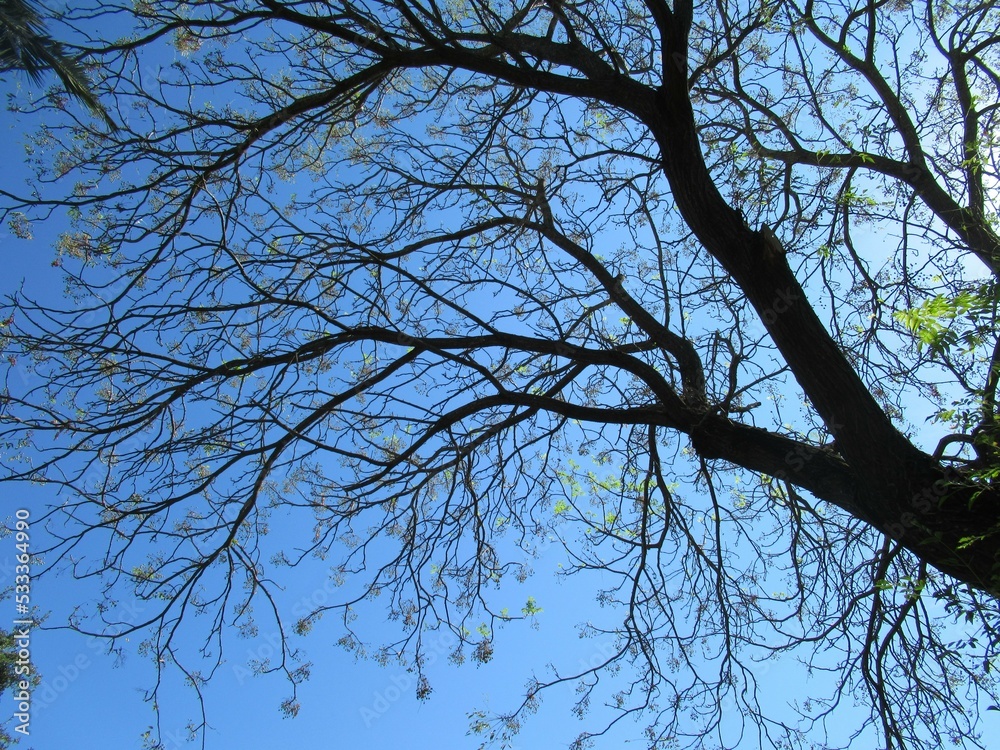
612 10 1000 596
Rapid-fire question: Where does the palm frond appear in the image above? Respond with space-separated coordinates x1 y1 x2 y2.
0 0 115 128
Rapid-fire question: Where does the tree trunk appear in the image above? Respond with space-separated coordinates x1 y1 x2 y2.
635 57 1000 597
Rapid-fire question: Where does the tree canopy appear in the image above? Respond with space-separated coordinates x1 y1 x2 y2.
1 0 999 748
0 0 113 125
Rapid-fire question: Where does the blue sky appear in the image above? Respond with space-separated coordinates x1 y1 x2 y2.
1 446 638 750
1 6 999 750
0 177 666 747
0 46 667 749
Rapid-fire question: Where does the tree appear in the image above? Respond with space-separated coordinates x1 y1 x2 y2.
1 0 999 747
0 0 112 126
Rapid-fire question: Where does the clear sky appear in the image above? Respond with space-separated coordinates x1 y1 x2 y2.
0 67 571 750
0 17 643 750
0 71 816 749
0 391 637 749
0 139 670 747
1 8 998 750
0 95 856 750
